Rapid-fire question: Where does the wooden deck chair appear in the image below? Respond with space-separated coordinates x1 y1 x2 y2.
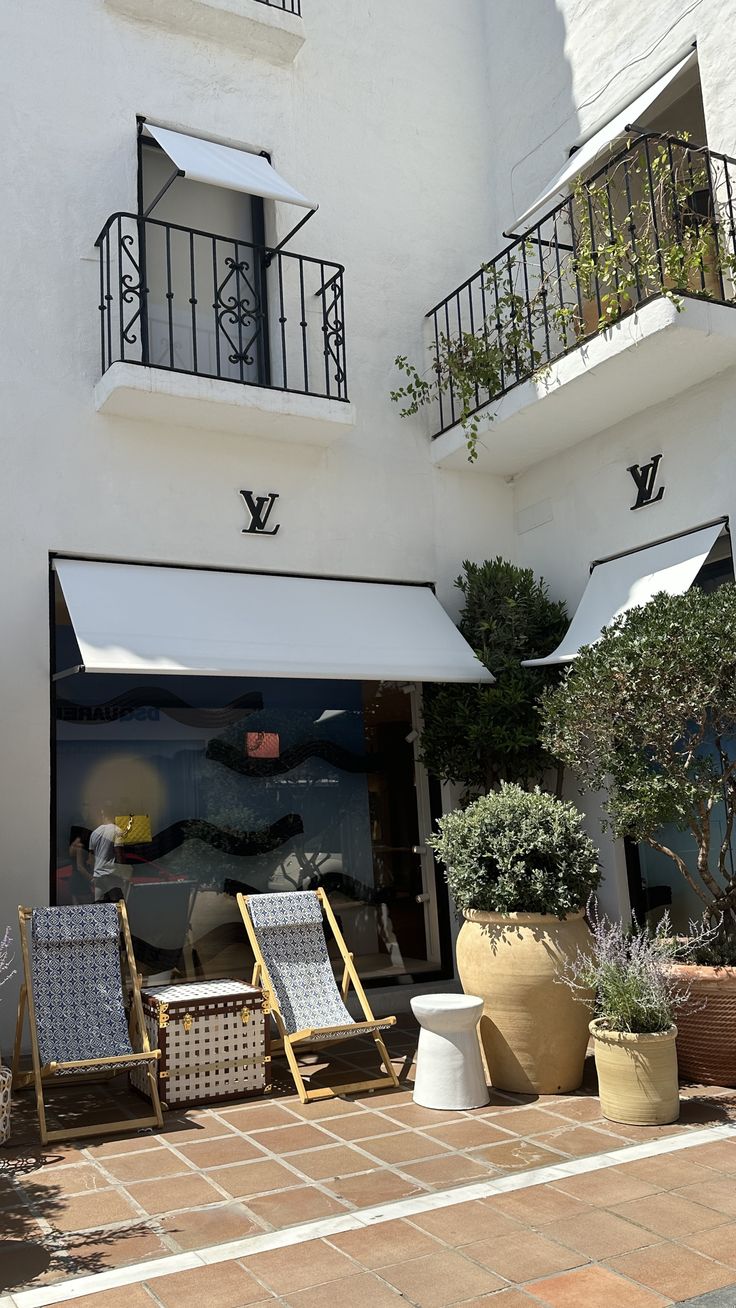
237 888 400 1103
12 902 163 1144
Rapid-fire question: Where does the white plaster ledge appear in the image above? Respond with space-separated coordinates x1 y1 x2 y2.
94 362 355 446
103 0 305 65
431 296 736 477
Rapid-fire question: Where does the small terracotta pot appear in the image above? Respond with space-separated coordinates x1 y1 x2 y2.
590 1020 679 1125
669 963 736 1087
455 909 593 1094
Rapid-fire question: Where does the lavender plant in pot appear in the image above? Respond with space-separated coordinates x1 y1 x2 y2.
559 902 715 1125
0 927 15 1145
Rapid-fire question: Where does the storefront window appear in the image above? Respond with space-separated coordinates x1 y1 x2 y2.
53 667 441 985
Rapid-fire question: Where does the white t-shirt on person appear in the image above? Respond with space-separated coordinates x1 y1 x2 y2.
89 822 125 895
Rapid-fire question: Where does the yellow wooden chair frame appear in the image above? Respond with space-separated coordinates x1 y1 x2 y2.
237 887 400 1103
12 902 164 1144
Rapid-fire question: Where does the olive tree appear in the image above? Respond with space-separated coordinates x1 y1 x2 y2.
540 584 736 920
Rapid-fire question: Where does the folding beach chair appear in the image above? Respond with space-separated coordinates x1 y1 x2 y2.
237 888 400 1103
12 902 163 1144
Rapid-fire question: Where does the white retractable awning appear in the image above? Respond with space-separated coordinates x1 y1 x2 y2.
522 522 722 668
54 560 492 684
143 123 318 211
512 48 698 231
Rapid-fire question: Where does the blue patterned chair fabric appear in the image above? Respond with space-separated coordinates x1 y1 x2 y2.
248 891 393 1040
31 905 134 1072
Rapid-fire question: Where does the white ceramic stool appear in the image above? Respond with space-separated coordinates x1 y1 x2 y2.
411 994 489 1110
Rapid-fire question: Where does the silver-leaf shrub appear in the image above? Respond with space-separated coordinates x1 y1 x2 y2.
430 782 601 916
557 899 718 1033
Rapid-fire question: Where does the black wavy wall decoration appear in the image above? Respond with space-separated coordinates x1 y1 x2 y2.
56 687 264 727
206 737 381 777
118 812 304 862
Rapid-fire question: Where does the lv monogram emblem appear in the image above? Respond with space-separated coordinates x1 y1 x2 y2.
627 455 665 511
239 489 280 536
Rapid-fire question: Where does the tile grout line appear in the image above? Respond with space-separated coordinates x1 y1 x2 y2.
4 1120 736 1308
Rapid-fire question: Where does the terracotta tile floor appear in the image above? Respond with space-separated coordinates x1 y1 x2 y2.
1 1016 736 1305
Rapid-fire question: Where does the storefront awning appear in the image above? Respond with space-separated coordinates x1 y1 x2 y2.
143 123 318 211
511 47 698 231
53 560 493 684
522 521 723 668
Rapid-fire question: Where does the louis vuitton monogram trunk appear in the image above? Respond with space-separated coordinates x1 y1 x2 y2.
130 979 270 1109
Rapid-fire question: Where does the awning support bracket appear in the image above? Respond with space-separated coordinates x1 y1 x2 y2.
142 167 185 218
266 207 316 263
52 666 85 683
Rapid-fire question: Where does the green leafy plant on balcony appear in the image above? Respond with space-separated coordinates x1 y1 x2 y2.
392 135 733 461
392 262 545 463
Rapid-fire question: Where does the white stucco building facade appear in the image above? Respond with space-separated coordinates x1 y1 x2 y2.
2 0 736 1045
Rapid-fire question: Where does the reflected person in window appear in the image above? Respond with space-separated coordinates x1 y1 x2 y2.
68 825 93 904
89 805 134 902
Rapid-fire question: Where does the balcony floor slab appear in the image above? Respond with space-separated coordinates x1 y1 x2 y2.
94 361 355 446
430 295 736 476
103 0 305 64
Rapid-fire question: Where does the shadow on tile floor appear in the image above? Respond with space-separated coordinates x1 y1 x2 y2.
3 1018 736 1296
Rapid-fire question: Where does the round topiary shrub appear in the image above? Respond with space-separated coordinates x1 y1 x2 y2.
430 782 600 916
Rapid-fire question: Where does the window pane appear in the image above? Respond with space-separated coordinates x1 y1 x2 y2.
54 668 435 985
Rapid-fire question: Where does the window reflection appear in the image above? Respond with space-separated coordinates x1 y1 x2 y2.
54 675 433 984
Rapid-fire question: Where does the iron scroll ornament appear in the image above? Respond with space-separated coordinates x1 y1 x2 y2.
215 254 266 370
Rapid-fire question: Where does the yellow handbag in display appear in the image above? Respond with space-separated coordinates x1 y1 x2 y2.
116 814 153 845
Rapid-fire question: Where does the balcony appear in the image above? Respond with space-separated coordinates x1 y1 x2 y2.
255 0 300 11
94 213 354 446
421 133 736 474
103 0 304 65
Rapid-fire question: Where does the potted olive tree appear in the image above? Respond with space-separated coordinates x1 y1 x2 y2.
0 927 15 1145
430 784 601 1093
541 584 736 1086
559 902 714 1124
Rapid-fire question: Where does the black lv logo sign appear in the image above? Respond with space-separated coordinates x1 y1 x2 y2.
239 489 280 535
627 455 665 511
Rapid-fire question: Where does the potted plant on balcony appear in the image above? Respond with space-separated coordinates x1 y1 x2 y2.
558 901 715 1124
541 583 736 1086
391 133 726 463
0 926 15 1144
430 783 601 1093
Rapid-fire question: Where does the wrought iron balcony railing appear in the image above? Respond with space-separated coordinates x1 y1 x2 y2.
96 213 347 402
254 0 301 13
424 133 736 438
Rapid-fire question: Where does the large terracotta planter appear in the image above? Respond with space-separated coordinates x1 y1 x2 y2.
455 909 593 1094
669 963 736 1087
590 1020 679 1125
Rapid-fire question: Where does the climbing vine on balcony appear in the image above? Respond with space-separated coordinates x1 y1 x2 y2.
392 134 735 461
